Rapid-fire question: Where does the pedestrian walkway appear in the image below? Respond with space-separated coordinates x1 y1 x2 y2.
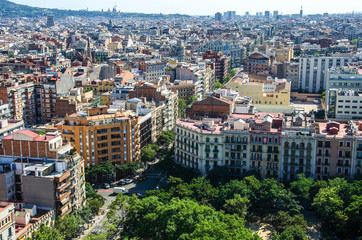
75 207 109 239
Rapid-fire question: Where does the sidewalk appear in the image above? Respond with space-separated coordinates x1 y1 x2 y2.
75 207 109 239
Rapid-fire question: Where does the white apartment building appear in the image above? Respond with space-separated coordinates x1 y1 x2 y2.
0 202 15 240
175 119 224 175
328 89 362 119
298 56 353 93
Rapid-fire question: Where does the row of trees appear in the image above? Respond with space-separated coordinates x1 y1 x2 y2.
86 161 142 183
106 173 361 240
141 130 176 164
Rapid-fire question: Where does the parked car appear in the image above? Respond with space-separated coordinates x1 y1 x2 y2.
104 183 110 189
136 193 144 198
119 180 126 185
113 187 128 194
138 176 147 182
125 179 132 184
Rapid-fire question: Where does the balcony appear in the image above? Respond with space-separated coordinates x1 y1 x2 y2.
57 181 71 191
56 190 71 201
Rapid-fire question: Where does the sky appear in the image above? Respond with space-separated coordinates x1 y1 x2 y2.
10 0 362 15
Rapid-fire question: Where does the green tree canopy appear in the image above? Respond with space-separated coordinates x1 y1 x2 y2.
178 98 186 118
31 224 64 240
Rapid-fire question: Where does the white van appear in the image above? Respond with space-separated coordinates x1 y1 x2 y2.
313 99 320 104
113 187 128 194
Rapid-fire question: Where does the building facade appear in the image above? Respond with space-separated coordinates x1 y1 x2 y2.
58 108 141 168
0 202 15 240
298 56 353 93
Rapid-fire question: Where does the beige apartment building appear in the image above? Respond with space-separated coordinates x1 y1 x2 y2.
58 106 141 168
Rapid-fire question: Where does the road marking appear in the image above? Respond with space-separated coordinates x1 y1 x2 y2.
97 189 113 193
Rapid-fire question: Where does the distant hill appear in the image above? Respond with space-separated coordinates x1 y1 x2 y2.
0 0 190 18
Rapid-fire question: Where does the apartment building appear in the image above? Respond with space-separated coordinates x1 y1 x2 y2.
298 56 353 93
97 80 114 95
0 119 24 140
0 81 36 126
198 40 245 68
175 106 362 181
0 163 15 202
0 104 10 119
202 50 231 81
58 107 141 168
20 155 85 217
328 89 362 119
129 83 178 134
169 81 196 100
226 74 290 106
356 136 362 176
0 202 15 240
314 121 356 180
175 119 224 174
223 122 250 176
280 114 316 181
248 113 282 179
275 47 294 62
176 62 215 98
285 62 300 90
326 63 362 119
244 52 271 74
139 60 166 82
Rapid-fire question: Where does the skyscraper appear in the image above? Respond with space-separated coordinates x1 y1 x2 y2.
273 10 279 19
215 12 222 21
300 6 303 18
46 15 54 27
265 11 270 18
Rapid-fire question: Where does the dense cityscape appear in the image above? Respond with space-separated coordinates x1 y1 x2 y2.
0 0 361 239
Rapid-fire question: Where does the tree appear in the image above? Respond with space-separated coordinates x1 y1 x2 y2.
312 187 344 218
87 162 115 181
157 130 175 147
214 79 224 89
77 206 93 223
140 147 157 164
223 194 250 218
87 198 104 215
85 182 96 199
84 234 107 240
290 174 313 202
187 96 197 105
345 195 362 237
121 197 259 240
272 211 308 240
178 98 186 118
32 224 64 240
55 214 81 239
206 165 230 187
7 53 14 58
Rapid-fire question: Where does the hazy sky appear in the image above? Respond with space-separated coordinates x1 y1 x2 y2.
10 0 362 15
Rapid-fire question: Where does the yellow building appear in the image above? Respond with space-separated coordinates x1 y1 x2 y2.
58 107 140 168
107 42 123 53
226 75 291 106
275 47 294 62
101 92 111 106
97 80 114 95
